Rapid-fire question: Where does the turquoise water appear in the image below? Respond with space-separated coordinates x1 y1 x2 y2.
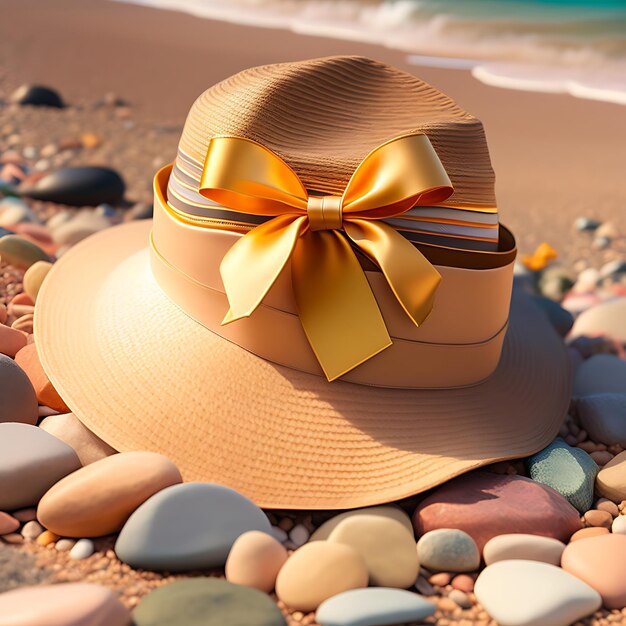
119 0 626 103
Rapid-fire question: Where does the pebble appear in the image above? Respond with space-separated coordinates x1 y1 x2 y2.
270 526 288 543
538 266 574 300
413 472 582 552
14 344 69 412
12 508 37 522
20 520 44 540
275 542 368 612
289 523 310 547
225 530 288 592
0 323 27 357
483 533 565 566
51 211 112 246
577 393 626 447
39 412 117 465
327 514 419 588
572 297 626 343
570 527 610 541
0 583 130 626
315 588 436 626
132 578 286 626
36 530 59 546
612 515 626 534
414 576 436 596
0 197 37 228
55 538 76 552
531 295 574 337
1 533 23 545
583 509 613 528
0 512 19 535
115 482 271 571
11 313 33 334
22 260 52 302
0 234 49 269
0 422 80 510
311 506 414 541
575 217 601 232
451 574 475 593
561 533 626 609
475 559 601 626
596 450 626 501
590 450 614 466
10 84 64 108
19 166 125 206
417 529 480 573
595 498 619 517
38 451 182 537
573 355 626 397
527 438 598 512
600 259 626 281
448 589 472 609
69 538 95 560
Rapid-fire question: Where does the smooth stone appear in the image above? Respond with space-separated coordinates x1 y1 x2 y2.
10 84 64 108
531 295 574 337
449 589 472 609
527 437 598 512
38 451 182 537
55 538 76 552
612 515 626 534
413 472 582 552
0 324 27 357
39 412 117 465
115 482 271 571
21 520 44 539
225 530 288 592
316 588 436 626
562 533 626 609
416 529 480 573
69 538 95 560
0 583 129 626
573 355 626 397
327 514 419 588
15 344 69 412
133 578 285 626
475 560 601 626
289 523 310 547
0 197 36 228
577 394 626 446
572 298 626 343
22 260 52 302
596 450 626 501
311 506 414 541
570 527 610 542
0 423 80 510
575 217 601 232
0 234 49 269
584 509 613 528
483 534 565 566
51 212 111 246
0 512 19 535
275 542 369 612
37 530 59 546
19 167 125 206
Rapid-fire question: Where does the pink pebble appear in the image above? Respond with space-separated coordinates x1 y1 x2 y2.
0 324 28 357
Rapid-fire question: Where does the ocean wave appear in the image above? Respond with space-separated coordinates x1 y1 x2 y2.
117 0 626 105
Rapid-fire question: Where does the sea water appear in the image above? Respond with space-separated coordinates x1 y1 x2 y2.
117 0 626 105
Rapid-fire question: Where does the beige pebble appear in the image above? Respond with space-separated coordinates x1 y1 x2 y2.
225 530 288 592
22 260 52 302
429 572 451 586
1 533 23 544
275 542 368 612
596 499 620 517
0 323 27 357
597 451 626 501
11 313 33 334
55 538 76 552
21 520 44 540
438 597 458 612
570 527 610 542
584 509 613 528
612 516 626 535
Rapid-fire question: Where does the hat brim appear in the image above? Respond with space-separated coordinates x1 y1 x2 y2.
35 220 570 509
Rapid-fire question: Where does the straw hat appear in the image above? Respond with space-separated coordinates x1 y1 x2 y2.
35 56 570 509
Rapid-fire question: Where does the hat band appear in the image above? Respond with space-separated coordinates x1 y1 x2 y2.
150 166 515 389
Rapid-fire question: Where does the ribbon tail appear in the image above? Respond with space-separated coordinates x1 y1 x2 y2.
291 230 391 382
220 213 307 323
344 219 441 327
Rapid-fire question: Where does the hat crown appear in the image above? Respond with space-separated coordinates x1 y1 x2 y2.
177 55 495 206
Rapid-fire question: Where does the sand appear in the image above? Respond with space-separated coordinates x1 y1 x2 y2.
0 0 625 272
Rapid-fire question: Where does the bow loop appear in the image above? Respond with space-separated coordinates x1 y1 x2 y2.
199 133 454 381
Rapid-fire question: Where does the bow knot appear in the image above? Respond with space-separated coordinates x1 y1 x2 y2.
307 195 343 231
199 133 454 381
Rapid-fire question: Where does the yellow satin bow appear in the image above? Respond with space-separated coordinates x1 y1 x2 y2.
199 133 454 381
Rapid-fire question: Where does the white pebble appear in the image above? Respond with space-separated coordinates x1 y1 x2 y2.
270 526 288 543
21 520 44 540
289 523 310 547
69 538 94 560
612 515 626 534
